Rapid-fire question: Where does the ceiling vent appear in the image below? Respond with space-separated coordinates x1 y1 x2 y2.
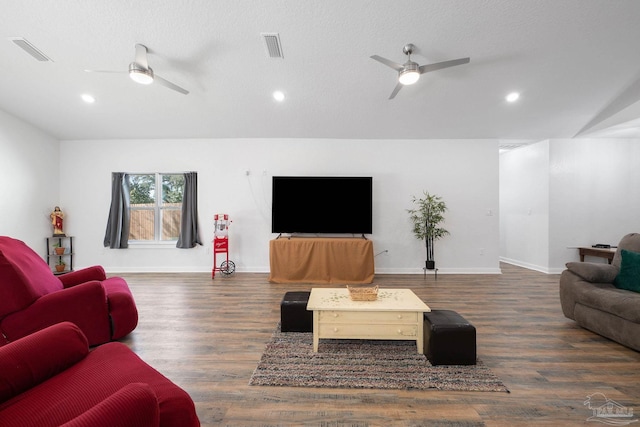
261 33 283 59
9 37 53 62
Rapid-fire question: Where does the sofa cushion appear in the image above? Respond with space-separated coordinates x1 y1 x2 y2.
0 237 63 317
0 322 88 403
59 383 160 427
614 249 640 292
565 261 617 283
612 233 640 268
574 282 640 323
0 341 199 427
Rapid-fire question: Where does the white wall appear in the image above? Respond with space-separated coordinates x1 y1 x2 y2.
0 109 59 249
549 138 640 271
499 141 550 272
59 138 501 274
500 138 640 273
6 112 635 277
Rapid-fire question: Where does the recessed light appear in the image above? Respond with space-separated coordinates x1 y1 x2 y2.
506 92 520 103
273 91 285 102
81 94 95 103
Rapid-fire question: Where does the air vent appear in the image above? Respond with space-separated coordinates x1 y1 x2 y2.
261 33 283 59
9 37 53 62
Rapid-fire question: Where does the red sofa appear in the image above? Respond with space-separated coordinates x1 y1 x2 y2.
0 236 137 346
0 322 200 426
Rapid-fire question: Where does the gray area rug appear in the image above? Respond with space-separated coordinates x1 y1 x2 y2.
249 324 509 392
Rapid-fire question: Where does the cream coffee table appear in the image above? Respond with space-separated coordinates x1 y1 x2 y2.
306 288 430 354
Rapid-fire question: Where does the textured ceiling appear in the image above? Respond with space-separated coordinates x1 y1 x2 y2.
2 0 640 141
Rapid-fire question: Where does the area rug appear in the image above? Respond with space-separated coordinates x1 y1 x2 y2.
249 324 509 392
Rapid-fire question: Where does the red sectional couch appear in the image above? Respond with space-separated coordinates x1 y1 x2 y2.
0 322 200 426
0 236 138 346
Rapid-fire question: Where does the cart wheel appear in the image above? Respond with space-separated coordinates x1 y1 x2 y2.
220 260 236 276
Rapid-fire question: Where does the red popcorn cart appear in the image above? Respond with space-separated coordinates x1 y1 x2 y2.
212 213 235 278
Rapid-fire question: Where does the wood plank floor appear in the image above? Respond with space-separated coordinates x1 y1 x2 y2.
117 263 640 426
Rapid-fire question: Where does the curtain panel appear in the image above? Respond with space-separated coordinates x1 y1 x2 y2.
176 172 202 248
103 172 130 249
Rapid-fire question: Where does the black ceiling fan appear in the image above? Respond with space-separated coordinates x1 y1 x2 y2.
371 44 470 99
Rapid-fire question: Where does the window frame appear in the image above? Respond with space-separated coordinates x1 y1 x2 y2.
128 172 184 243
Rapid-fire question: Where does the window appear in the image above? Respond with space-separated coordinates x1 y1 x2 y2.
128 173 184 242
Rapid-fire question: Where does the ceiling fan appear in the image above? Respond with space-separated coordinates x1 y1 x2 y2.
85 44 189 95
370 44 470 99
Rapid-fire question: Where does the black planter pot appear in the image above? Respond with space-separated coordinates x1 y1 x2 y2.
425 260 436 270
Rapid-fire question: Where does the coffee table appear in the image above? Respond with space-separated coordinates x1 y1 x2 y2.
306 288 431 354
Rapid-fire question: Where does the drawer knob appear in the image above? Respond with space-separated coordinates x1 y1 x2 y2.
397 329 402 334
397 314 403 319
333 327 339 332
333 313 338 318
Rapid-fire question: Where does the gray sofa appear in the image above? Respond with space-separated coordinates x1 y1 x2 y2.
559 233 640 351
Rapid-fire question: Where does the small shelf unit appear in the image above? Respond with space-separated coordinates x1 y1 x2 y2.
46 236 74 275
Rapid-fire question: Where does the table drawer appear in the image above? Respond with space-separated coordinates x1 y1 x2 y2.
318 323 418 339
319 310 418 324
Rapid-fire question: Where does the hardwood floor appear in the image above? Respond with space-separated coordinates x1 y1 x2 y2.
117 263 640 426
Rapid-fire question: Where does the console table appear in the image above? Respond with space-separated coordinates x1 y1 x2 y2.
269 237 374 284
578 246 616 264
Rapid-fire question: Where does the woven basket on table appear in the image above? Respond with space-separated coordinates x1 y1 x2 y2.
347 285 379 301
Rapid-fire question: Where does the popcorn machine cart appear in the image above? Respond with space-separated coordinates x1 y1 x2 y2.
212 214 235 278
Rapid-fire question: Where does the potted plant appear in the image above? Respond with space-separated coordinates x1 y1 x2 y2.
407 191 449 272
53 241 65 255
55 258 66 273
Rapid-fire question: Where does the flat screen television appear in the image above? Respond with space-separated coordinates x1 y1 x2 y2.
271 176 373 234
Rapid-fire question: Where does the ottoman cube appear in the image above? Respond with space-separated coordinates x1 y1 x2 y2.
280 291 312 332
423 309 476 365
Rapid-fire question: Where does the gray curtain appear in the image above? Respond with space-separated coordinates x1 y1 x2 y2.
104 172 130 249
177 172 202 248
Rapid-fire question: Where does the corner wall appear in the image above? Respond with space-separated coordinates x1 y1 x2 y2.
500 138 640 273
0 109 59 249
499 141 550 272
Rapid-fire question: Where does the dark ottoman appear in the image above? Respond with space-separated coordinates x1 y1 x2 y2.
280 291 312 332
423 309 476 365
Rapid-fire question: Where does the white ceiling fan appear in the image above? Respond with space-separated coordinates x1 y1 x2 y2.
371 44 470 99
85 44 189 95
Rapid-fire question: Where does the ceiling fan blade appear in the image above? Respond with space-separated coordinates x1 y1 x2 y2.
418 57 470 74
388 82 403 99
154 74 189 95
134 44 149 69
84 70 126 74
371 55 404 71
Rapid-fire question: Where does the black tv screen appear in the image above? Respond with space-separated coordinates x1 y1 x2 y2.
272 176 373 234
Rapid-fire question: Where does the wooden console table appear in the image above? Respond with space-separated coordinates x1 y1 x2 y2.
578 247 616 264
269 237 374 284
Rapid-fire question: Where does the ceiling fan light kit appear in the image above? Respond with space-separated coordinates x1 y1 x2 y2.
371 43 470 99
129 62 154 84
399 68 420 85
398 44 420 85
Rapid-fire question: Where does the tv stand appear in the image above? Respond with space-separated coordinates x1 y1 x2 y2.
269 237 374 284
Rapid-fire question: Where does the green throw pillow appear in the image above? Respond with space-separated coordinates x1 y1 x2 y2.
613 249 640 292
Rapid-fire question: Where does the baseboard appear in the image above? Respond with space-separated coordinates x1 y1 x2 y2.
103 266 504 275
374 267 502 275
499 257 563 274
